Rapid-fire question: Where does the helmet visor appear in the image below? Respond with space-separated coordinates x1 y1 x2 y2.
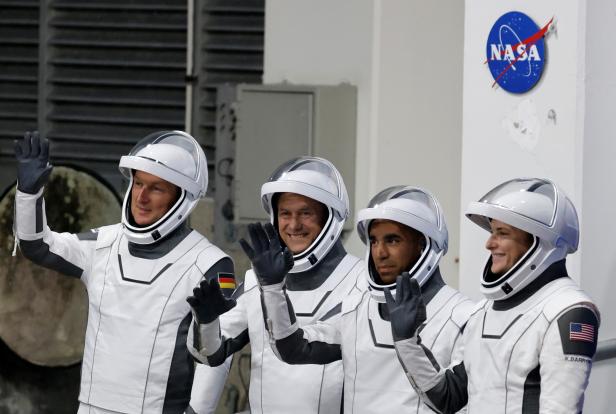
478 178 557 227
262 156 348 217
127 131 202 182
367 186 442 228
267 157 345 200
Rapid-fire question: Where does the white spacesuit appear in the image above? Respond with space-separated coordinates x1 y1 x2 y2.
187 157 364 414
392 178 600 413
14 131 231 414
254 186 473 413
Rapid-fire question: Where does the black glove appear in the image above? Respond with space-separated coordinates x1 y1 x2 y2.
187 279 236 324
239 222 293 286
14 131 53 194
384 273 427 341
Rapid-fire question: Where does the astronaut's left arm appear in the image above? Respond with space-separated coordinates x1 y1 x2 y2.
394 335 469 413
389 276 470 414
14 188 96 279
186 257 238 414
261 281 343 365
538 304 600 413
186 361 232 414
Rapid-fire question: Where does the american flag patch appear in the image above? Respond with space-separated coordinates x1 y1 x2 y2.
569 322 595 343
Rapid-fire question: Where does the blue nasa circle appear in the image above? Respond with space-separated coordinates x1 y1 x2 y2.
486 11 546 93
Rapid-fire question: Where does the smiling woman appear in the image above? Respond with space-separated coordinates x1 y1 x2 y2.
485 219 534 278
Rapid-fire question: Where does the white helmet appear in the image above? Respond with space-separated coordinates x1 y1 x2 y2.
466 178 579 301
356 186 448 302
261 156 349 273
118 130 208 244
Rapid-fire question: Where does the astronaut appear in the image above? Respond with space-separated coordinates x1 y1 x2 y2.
186 156 364 413
233 185 473 413
389 178 600 413
13 131 232 414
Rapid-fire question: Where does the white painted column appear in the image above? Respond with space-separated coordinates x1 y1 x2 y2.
459 1 584 298
461 1 615 410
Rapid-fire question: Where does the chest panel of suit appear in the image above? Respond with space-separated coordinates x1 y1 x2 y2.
345 296 416 413
247 255 362 414
81 228 218 413
419 286 467 366
464 279 574 413
343 286 465 414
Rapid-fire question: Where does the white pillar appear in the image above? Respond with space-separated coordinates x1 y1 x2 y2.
461 1 615 410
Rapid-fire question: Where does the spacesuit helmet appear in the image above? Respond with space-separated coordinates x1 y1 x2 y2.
261 156 349 273
118 130 208 244
356 186 448 302
466 178 579 301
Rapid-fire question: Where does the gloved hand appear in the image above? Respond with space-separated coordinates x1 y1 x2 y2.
187 279 236 324
239 222 293 286
14 131 53 194
384 272 427 341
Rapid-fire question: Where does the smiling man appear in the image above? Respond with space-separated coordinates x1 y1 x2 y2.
13 130 232 414
225 185 473 413
275 191 328 254
187 156 364 414
369 219 423 283
389 178 601 413
130 170 180 225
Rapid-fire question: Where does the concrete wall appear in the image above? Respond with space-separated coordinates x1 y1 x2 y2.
579 0 616 410
264 0 464 286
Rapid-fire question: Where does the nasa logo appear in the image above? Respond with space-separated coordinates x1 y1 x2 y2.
486 11 553 93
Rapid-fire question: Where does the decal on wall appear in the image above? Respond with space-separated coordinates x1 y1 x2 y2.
486 11 553 93
502 99 540 151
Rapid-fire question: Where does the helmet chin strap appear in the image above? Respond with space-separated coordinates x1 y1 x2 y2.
481 236 551 301
288 207 337 273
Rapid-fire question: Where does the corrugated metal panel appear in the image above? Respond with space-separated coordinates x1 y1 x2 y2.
193 0 264 193
0 0 40 192
1 0 264 197
42 0 188 194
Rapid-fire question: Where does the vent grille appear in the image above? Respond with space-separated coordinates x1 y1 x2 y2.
0 0 264 196
193 0 264 192
0 0 40 163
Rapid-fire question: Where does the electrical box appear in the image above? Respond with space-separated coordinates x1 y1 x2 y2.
214 83 357 244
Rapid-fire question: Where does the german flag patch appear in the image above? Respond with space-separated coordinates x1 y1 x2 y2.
217 272 236 290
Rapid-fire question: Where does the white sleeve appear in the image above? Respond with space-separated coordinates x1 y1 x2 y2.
539 304 599 413
186 360 231 414
394 333 468 414
187 287 250 366
14 188 95 279
261 282 342 364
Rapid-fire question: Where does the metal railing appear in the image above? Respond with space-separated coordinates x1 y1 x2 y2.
594 339 616 362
